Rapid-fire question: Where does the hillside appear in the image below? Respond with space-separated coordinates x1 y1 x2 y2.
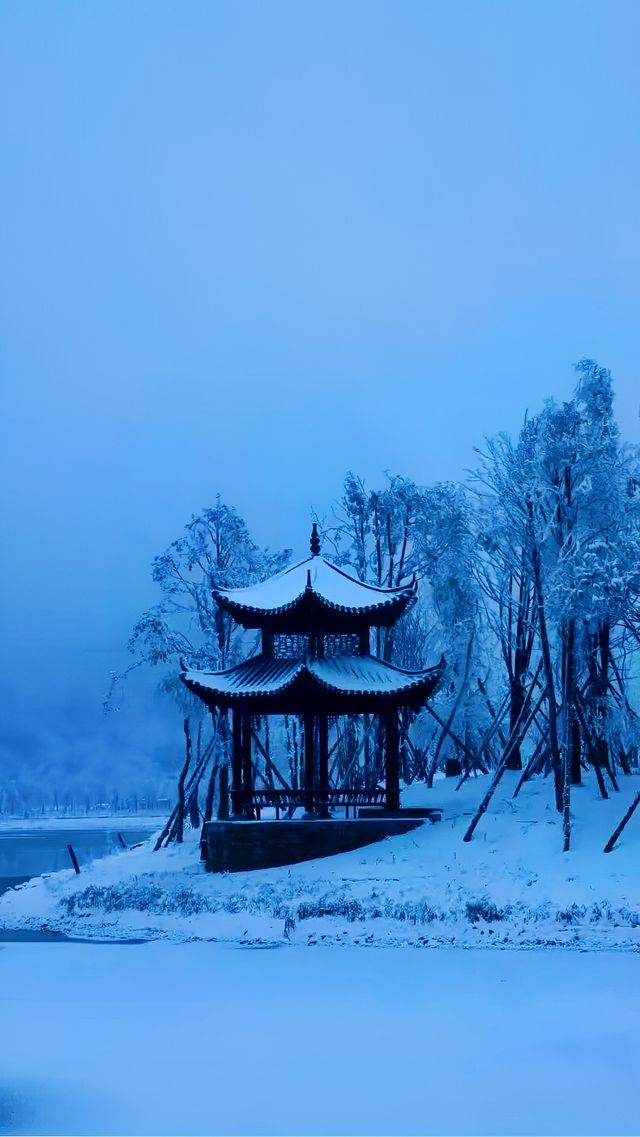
1 771 639 950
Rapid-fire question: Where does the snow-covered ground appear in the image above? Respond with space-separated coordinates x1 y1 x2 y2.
1 772 638 950
0 941 638 1136
1 774 639 1135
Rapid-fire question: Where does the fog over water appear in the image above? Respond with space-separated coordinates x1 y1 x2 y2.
1 2 639 791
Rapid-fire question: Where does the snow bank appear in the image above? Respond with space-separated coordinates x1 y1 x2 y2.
1 772 639 950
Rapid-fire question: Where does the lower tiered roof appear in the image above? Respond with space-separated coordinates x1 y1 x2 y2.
181 654 444 714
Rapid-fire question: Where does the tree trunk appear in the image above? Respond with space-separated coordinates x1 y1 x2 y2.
586 622 612 778
528 506 563 812
464 679 546 842
188 787 200 829
512 731 549 798
427 638 473 787
506 678 525 770
203 761 218 824
216 765 229 820
561 621 576 850
570 718 582 785
574 688 609 799
176 718 192 844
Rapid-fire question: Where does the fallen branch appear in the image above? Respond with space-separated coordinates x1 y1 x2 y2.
456 690 510 791
330 719 372 785
573 690 608 800
422 704 477 777
251 729 291 790
427 639 473 787
512 731 549 798
397 718 427 782
463 671 545 843
603 792 640 853
154 736 215 851
332 717 378 789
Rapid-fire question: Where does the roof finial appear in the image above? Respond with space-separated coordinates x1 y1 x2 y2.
310 522 321 556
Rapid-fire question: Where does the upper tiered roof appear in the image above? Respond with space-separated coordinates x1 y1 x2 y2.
181 526 443 713
213 525 416 632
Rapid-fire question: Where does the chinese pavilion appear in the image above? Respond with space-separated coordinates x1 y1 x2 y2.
181 525 443 825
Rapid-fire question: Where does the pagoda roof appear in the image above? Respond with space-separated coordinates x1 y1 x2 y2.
181 654 443 713
213 555 416 630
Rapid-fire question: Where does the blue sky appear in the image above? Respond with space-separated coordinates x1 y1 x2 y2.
1 1 639 737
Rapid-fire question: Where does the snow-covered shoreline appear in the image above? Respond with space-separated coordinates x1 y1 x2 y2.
0 815 165 833
1 772 638 951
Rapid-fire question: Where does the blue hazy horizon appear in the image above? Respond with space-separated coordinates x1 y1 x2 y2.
1 1 639 766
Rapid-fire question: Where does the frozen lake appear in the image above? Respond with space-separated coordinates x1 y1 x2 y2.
0 824 159 895
0 941 638 1136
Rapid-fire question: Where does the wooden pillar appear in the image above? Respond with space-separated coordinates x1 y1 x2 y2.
231 709 243 818
217 765 230 821
385 709 400 812
318 715 330 819
241 713 255 818
303 713 315 817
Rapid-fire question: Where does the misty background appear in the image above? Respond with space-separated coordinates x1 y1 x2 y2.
1 1 639 802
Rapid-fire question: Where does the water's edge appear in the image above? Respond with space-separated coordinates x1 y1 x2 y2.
0 822 159 943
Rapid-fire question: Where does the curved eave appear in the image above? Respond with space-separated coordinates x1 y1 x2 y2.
211 555 418 629
214 587 416 630
181 659 304 701
180 655 444 710
310 657 444 700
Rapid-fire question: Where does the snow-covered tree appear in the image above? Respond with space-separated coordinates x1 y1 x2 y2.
469 360 640 847
411 482 489 783
327 473 489 784
108 496 290 709
106 497 290 841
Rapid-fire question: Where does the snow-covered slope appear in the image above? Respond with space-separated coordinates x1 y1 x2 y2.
1 772 638 949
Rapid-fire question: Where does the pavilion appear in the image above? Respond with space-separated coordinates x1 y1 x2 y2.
181 525 443 833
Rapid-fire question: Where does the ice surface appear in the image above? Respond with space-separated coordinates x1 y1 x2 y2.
0 941 638 1136
2 773 640 1133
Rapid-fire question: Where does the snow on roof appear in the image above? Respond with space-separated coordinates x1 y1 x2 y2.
310 655 436 695
182 654 441 700
185 658 304 697
213 555 415 616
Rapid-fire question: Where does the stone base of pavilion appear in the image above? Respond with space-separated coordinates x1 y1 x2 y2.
201 814 440 873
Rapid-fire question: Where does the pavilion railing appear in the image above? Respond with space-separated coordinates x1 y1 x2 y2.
231 787 387 820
